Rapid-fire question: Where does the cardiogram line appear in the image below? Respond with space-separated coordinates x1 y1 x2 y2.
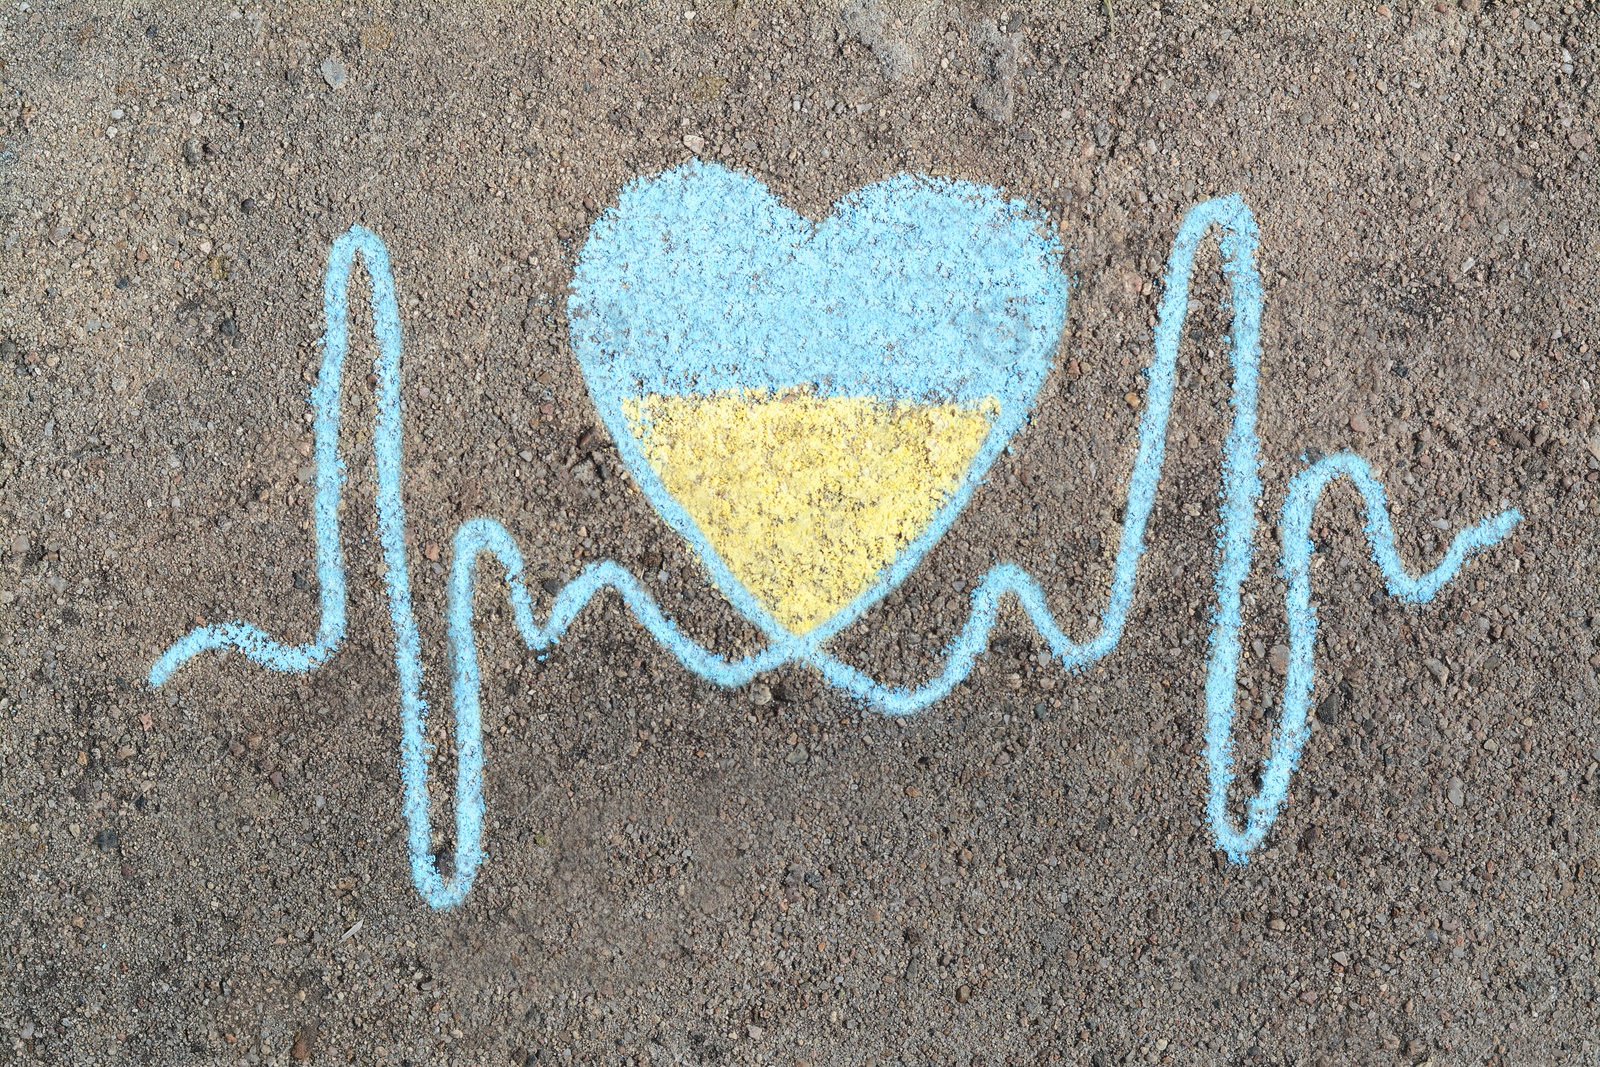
148 195 1519 907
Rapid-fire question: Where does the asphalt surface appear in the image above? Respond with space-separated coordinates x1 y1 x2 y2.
2 2 1599 1064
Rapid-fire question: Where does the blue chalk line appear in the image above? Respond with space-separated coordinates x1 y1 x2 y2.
148 196 1518 907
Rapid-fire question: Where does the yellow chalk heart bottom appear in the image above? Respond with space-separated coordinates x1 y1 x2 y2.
622 390 995 636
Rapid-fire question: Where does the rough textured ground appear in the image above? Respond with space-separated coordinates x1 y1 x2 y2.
3 1 1599 1064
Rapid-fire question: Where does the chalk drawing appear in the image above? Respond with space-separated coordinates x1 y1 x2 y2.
149 175 1519 907
570 161 1066 641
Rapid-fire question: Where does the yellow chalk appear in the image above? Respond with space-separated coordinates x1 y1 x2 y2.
623 389 994 635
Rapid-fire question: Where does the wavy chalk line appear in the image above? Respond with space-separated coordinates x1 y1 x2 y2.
149 196 1519 907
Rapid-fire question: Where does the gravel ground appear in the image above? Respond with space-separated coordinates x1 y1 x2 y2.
3 1 1600 1064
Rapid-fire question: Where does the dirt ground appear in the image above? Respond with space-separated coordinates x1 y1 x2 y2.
3 1 1600 1064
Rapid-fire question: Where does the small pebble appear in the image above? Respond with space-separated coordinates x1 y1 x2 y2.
290 1022 317 1060
320 56 347 89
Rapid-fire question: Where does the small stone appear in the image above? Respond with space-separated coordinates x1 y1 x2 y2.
182 137 202 166
320 56 347 89
1447 777 1465 807
748 683 773 706
746 1024 764 1041
240 197 256 214
784 744 808 765
956 984 971 1003
1269 644 1290 675
1424 657 1449 685
1124 391 1141 409
1349 411 1370 434
1467 185 1489 210
1267 917 1286 932
682 133 705 155
290 1022 318 1060
1331 950 1350 967
1570 131 1592 150
903 784 919 798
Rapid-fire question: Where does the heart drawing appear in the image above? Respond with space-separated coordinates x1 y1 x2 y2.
568 161 1068 647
